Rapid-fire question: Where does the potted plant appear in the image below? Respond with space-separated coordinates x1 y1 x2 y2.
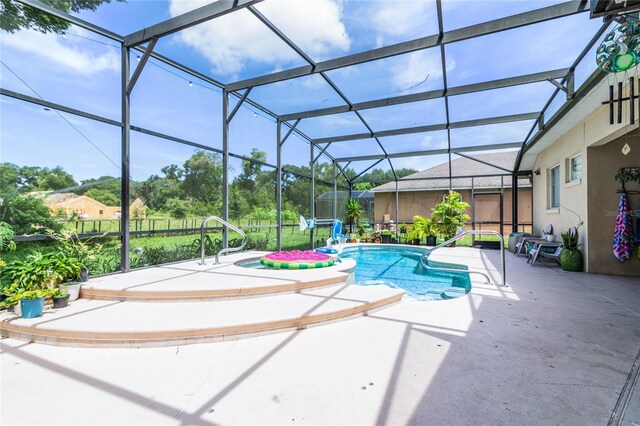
37 226 99 281
560 226 583 272
431 191 470 245
345 198 364 234
381 230 393 244
20 290 47 319
2 290 25 316
51 287 70 309
406 216 430 245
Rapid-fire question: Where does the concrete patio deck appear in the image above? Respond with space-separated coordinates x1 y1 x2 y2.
1 247 639 425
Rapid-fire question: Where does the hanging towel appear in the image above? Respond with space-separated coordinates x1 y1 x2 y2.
613 193 635 262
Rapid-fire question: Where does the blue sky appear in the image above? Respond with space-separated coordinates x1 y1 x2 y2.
0 0 605 184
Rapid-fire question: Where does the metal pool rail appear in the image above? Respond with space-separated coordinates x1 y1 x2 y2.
420 230 507 286
199 216 247 265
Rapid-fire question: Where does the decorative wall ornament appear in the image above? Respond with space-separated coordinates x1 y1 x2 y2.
597 20 640 73
601 76 638 124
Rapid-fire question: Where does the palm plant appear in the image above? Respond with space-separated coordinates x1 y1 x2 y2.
345 198 364 233
431 191 470 240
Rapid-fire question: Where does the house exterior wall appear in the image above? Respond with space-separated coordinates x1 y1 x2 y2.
48 196 110 219
531 81 639 276
587 135 640 276
373 187 532 233
47 196 147 220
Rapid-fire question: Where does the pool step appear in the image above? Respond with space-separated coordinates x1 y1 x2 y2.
81 275 349 302
80 257 356 302
0 284 403 348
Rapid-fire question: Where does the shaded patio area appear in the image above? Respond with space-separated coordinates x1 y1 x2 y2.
2 249 638 425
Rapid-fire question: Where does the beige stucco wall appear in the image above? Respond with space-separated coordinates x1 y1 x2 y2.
374 188 532 232
587 133 640 276
531 80 639 275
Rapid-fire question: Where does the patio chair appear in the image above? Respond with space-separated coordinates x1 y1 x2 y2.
528 242 562 266
514 224 554 256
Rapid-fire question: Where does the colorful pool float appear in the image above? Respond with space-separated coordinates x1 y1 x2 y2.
260 250 335 269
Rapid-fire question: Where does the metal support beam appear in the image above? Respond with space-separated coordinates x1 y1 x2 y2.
227 1 587 91
395 180 399 233
512 174 519 233
313 112 537 144
120 45 131 272
566 69 575 100
226 88 252 124
334 142 523 163
310 142 315 249
352 159 385 181
1 89 122 127
280 119 301 146
362 172 512 185
124 0 263 47
547 78 568 93
276 120 282 251
222 90 230 249
279 68 569 121
333 162 338 220
126 38 157 95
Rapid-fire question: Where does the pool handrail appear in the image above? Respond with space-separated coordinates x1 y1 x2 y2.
199 216 247 265
420 230 507 286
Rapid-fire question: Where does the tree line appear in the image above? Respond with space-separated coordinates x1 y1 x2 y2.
0 150 416 234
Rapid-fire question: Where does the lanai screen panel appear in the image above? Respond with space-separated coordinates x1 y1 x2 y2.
448 152 516 178
150 6 311 85
444 13 603 87
252 0 439 62
379 132 449 155
448 82 556 123
228 98 277 159
357 98 447 133
323 47 445 103
325 139 386 160
441 1 568 31
0 22 121 120
391 153 453 182
130 53 223 150
449 121 535 149
280 135 312 169
297 112 371 139
248 74 348 115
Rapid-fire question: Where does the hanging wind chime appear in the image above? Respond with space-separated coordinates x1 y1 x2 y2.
598 19 640 124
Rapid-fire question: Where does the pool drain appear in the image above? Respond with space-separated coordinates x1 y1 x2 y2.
608 347 640 426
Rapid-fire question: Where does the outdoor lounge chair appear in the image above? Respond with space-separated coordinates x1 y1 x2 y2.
527 242 562 266
514 224 554 256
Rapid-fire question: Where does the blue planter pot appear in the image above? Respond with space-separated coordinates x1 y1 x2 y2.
21 298 45 319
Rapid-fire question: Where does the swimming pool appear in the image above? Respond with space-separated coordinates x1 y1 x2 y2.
340 245 471 301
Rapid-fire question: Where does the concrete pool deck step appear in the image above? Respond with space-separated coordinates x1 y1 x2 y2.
0 284 403 348
81 253 356 302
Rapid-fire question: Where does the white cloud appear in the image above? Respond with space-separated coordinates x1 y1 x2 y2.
169 0 350 78
370 0 437 41
1 30 119 75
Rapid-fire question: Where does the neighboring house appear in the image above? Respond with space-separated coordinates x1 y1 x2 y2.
371 152 532 233
44 193 147 220
518 67 640 277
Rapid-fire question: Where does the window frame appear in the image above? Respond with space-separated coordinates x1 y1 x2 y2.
548 164 560 209
568 153 583 182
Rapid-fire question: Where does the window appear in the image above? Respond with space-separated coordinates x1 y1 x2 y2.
569 154 582 181
549 165 560 209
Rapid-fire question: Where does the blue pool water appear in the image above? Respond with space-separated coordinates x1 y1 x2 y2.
340 246 471 301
